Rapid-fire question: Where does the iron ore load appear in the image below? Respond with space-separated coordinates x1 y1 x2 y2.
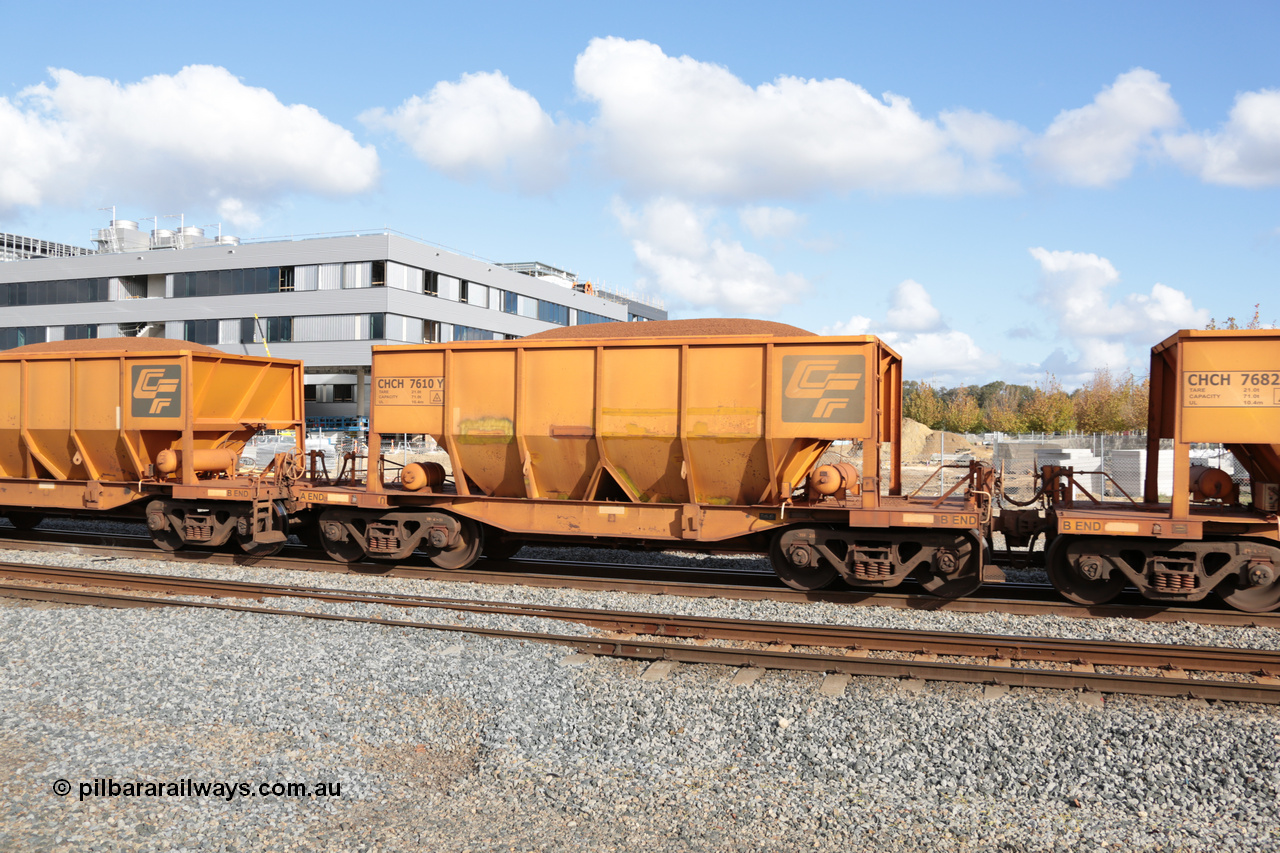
1 321 1278 613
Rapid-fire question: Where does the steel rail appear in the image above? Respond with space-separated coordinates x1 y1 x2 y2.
1 580 1277 705
3 527 1277 628
2 562 1276 680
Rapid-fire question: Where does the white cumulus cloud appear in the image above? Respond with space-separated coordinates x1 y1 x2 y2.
884 278 943 332
362 71 573 193
574 37 1020 199
883 330 998 378
0 66 379 220
821 279 997 381
216 198 262 231
1029 246 1208 373
1164 88 1280 187
612 197 808 314
1029 68 1182 187
738 205 805 239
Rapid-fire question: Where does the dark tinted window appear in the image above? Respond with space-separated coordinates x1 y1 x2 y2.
538 301 569 325
0 326 48 349
0 278 108 307
184 319 220 345
173 267 281 298
453 325 491 341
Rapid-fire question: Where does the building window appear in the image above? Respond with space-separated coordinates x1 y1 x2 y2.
424 272 438 297
184 319 221 345
575 310 612 325
458 281 470 304
333 384 355 403
304 385 317 402
372 261 386 287
453 324 491 341
424 321 441 343
0 326 48 350
0 278 109 307
64 324 98 340
369 313 386 340
239 316 293 343
279 266 295 293
502 291 519 314
172 267 281 298
538 301 569 326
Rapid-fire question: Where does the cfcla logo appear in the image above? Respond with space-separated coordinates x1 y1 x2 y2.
131 365 181 417
781 354 865 424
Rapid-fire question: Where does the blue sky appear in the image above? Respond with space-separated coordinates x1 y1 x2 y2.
3 1 1278 385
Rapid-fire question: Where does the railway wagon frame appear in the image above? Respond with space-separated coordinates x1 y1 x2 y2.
1038 329 1280 612
311 331 993 596
0 340 306 555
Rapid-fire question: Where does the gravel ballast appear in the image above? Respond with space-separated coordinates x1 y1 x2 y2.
1 537 1278 850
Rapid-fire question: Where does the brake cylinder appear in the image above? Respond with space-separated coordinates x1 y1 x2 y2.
1190 465 1235 502
155 448 237 475
808 462 861 497
401 461 447 491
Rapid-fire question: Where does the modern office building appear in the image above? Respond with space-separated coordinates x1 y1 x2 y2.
0 221 666 426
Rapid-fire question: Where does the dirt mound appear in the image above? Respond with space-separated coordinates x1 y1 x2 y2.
914 431 979 462
898 419 984 463
9 337 223 355
525 318 813 341
900 419 933 462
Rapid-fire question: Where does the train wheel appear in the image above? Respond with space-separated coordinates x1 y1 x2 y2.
768 531 838 591
915 536 981 599
428 517 484 570
236 504 288 558
1046 538 1125 605
319 512 366 563
146 501 184 552
1216 567 1280 613
6 512 43 531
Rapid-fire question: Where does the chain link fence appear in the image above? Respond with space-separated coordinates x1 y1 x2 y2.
986 434 1247 505
819 434 1251 504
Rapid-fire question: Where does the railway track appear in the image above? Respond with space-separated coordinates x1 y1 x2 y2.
3 526 1277 629
2 560 1277 705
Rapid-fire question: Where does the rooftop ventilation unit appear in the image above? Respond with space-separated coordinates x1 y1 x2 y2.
93 220 151 254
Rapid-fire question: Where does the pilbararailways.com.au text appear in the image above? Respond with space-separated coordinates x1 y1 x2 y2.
53 778 343 802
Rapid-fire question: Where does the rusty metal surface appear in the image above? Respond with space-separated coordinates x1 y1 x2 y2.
1 575 1276 705
369 334 902 519
0 344 303 504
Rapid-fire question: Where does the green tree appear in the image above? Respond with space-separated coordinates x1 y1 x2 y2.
903 381 945 429
1074 368 1127 433
983 385 1027 434
940 386 985 434
1021 374 1076 433
1117 370 1149 432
